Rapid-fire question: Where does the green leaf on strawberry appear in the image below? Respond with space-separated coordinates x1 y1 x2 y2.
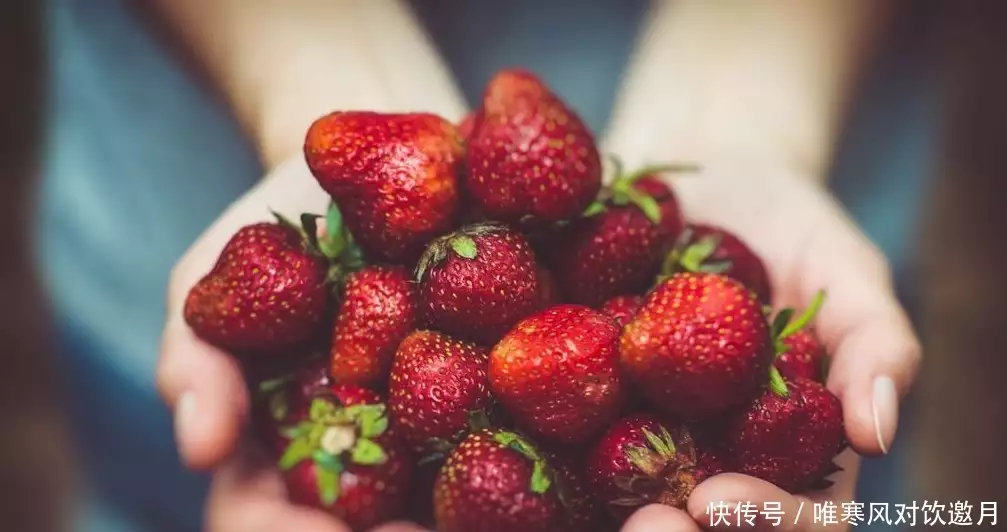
316 464 341 506
450 235 478 259
530 460 551 494
351 438 387 465
279 437 315 471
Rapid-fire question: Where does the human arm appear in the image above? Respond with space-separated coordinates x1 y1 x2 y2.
147 0 467 169
149 2 464 531
605 3 920 531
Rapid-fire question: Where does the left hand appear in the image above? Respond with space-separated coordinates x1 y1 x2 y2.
618 157 921 532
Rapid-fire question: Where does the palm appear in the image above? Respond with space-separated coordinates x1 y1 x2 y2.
162 157 917 532
618 159 920 531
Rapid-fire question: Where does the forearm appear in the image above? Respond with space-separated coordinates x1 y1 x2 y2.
605 0 892 182
149 0 467 168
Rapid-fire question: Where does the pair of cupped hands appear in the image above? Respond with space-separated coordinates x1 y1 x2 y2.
157 137 921 532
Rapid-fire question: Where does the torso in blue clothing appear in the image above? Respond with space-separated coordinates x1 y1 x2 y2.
38 1 927 530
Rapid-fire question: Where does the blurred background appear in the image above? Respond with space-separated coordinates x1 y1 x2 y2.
1 0 1004 531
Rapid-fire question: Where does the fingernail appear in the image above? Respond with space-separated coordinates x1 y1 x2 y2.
175 392 197 459
871 376 898 454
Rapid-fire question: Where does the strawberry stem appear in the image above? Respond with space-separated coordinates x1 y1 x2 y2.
582 200 607 218
768 366 789 398
624 187 663 224
778 290 827 340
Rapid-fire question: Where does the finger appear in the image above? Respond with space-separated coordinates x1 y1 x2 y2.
157 317 249 470
689 474 817 532
794 211 922 456
691 449 861 531
622 504 704 532
207 445 351 532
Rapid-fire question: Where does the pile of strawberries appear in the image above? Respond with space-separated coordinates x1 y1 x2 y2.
184 69 844 532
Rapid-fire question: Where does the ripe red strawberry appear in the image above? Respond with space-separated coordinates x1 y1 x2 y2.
490 305 624 444
586 414 714 522
616 164 690 236
279 399 412 530
600 295 644 328
254 357 382 454
776 329 828 382
769 291 829 382
465 69 602 224
434 429 564 532
548 165 687 307
304 111 462 264
620 272 774 420
630 175 674 202
663 223 772 304
330 265 417 387
184 220 329 357
388 330 492 453
416 222 542 345
706 376 845 493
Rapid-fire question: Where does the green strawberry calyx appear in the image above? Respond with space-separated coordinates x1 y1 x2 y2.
766 290 828 398
584 155 700 224
611 424 700 508
277 397 391 507
659 227 733 283
624 426 678 477
492 430 554 495
298 203 366 288
414 222 508 282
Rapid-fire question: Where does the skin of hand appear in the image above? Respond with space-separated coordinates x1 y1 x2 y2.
158 152 920 532
158 156 430 532
616 157 922 532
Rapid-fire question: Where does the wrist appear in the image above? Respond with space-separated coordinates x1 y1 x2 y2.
205 0 467 169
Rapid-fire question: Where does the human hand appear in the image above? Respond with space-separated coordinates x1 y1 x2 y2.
156 156 424 532
618 157 921 532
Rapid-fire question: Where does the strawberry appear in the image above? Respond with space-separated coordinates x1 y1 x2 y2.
769 291 829 382
489 305 624 445
549 164 688 307
184 219 330 357
304 111 462 265
434 429 564 532
662 223 772 304
416 222 542 345
777 329 828 382
705 376 845 493
464 69 602 224
279 399 412 530
254 356 383 454
387 330 492 453
586 414 714 522
330 265 417 388
599 295 644 329
620 272 774 421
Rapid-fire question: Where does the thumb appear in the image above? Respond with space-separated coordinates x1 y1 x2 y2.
794 209 922 457
621 504 703 532
157 317 249 470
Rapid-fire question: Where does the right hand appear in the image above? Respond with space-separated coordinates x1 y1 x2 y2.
156 155 425 532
